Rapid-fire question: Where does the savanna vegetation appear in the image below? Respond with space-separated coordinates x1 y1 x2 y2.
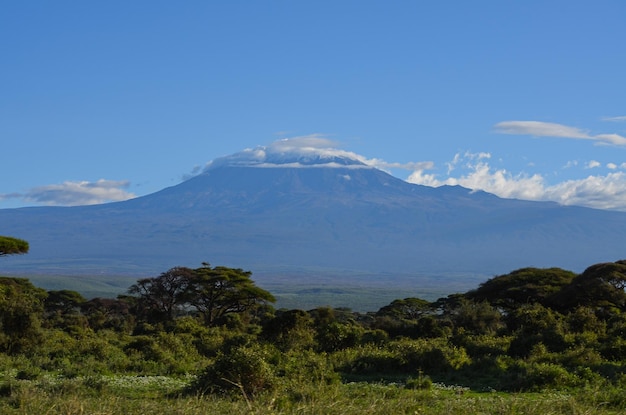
0 236 28 257
2 245 626 413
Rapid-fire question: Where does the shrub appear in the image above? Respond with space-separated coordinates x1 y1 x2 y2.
504 362 580 391
279 350 340 387
336 345 404 375
124 332 203 375
191 344 278 397
405 372 432 390
394 339 471 372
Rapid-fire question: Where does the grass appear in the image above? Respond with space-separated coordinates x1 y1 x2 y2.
1 375 624 415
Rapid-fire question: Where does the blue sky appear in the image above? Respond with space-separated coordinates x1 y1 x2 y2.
2 1 626 210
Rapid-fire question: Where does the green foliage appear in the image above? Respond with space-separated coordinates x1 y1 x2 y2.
372 298 448 339
405 371 432 390
467 267 576 311
505 361 581 391
279 350 340 387
261 309 316 351
81 297 134 333
128 263 275 328
376 297 431 320
336 338 471 377
3 258 626 411
554 261 626 312
394 338 471 372
0 236 29 257
124 331 205 375
566 306 606 334
0 278 47 354
189 263 276 327
43 290 88 331
128 266 194 324
191 343 278 397
336 344 405 375
316 321 365 352
446 298 503 335
507 303 567 357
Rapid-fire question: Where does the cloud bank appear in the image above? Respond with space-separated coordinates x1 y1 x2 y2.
0 179 135 207
407 152 626 211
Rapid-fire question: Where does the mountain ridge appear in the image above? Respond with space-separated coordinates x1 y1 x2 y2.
1 159 625 288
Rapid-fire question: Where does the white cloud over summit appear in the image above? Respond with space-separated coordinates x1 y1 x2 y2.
204 135 433 172
204 135 367 169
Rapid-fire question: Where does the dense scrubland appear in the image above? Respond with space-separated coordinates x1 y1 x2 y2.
2 259 626 414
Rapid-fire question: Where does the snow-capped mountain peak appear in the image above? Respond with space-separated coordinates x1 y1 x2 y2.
205 137 372 170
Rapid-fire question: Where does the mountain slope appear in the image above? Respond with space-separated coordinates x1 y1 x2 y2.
1 155 625 284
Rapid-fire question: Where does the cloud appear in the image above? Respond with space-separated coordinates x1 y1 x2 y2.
544 173 626 211
408 153 545 201
586 160 601 169
494 120 626 146
268 134 339 152
602 116 626 122
0 179 136 206
494 121 591 139
594 134 626 146
407 152 626 211
203 135 434 173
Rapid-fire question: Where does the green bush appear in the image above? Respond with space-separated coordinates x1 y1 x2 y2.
124 332 204 375
279 350 340 387
405 372 432 390
504 362 581 391
191 343 278 397
394 338 471 372
336 345 404 375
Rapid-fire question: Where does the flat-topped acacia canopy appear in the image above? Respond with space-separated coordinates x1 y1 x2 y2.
0 236 29 257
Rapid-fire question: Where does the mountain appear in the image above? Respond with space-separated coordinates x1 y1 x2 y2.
2 146 626 302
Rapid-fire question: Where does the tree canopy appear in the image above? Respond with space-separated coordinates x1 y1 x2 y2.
465 267 576 311
553 261 626 312
128 263 275 327
0 236 29 257
129 266 195 323
189 263 276 326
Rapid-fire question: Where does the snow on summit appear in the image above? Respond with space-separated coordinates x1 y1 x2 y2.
205 136 373 171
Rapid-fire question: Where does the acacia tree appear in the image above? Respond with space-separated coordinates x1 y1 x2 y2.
376 297 432 320
188 263 275 326
128 263 275 327
0 236 29 257
553 260 626 313
128 266 195 323
465 267 576 312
